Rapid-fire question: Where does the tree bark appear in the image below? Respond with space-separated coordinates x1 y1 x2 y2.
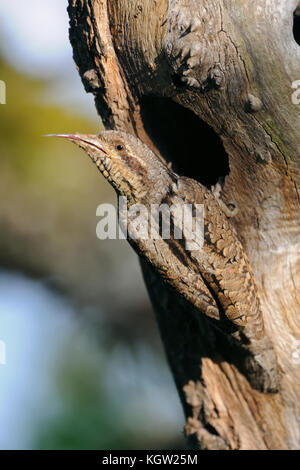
68 0 300 449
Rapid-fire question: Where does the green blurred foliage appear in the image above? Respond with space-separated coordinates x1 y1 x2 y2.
35 342 133 450
35 338 184 450
0 57 99 177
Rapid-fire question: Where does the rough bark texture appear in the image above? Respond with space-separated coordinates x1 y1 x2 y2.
68 0 300 449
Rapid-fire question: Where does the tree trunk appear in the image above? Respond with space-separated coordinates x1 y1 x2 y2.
68 0 300 449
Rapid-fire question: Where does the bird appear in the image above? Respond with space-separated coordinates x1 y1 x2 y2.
47 130 265 339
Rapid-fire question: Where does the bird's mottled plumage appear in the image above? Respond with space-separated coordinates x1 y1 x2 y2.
51 130 265 339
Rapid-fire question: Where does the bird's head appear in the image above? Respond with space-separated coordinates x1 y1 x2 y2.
49 130 174 205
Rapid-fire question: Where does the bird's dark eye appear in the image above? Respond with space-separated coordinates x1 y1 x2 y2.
116 144 124 151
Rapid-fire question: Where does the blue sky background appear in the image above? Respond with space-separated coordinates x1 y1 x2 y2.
0 1 72 76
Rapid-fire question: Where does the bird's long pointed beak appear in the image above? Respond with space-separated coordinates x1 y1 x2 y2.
44 133 83 141
44 133 108 155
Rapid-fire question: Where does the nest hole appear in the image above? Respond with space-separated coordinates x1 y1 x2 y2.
294 7 300 45
140 96 229 187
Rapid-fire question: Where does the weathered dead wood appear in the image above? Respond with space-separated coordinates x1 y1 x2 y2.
68 0 300 449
